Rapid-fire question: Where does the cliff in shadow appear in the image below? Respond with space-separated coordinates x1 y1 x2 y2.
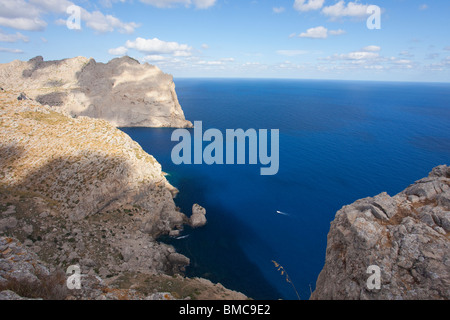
0 89 246 300
0 56 192 128
311 165 449 300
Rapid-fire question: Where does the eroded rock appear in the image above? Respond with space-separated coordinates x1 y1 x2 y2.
0 56 192 128
190 204 207 228
311 165 450 300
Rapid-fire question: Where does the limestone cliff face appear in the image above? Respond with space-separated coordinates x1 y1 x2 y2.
0 89 183 230
0 89 243 300
0 56 192 128
0 88 187 274
311 165 450 300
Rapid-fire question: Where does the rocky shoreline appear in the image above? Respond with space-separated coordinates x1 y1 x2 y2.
0 89 245 300
0 56 448 300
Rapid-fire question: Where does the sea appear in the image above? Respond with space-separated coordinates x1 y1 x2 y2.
120 79 450 300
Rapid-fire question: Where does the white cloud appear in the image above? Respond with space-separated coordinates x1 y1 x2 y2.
273 7 285 14
0 47 23 53
0 0 138 33
0 29 29 42
242 62 262 67
0 16 47 31
329 29 346 36
340 51 379 60
139 0 190 8
322 1 371 19
197 60 224 65
298 26 345 39
114 37 236 69
424 56 450 71
293 0 325 12
0 0 60 30
393 59 412 65
140 55 234 71
201 43 209 49
361 45 381 52
139 0 216 9
108 46 128 55
318 47 424 74
324 50 380 61
0 0 42 20
299 26 328 39
173 50 192 57
29 0 72 13
194 0 216 9
275 60 306 71
82 10 138 34
388 57 414 69
194 57 234 67
320 49 384 72
142 55 168 62
276 50 308 56
125 37 192 56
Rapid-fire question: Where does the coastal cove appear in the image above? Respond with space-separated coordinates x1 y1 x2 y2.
121 78 450 300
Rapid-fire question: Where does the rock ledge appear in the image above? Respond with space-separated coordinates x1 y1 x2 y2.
311 165 450 300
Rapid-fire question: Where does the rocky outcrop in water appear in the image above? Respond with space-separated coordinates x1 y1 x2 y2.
311 165 450 300
0 56 192 128
190 204 207 228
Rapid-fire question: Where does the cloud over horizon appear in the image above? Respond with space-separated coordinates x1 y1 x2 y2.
298 26 346 39
139 0 216 9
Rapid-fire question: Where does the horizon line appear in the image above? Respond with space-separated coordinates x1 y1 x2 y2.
172 76 450 85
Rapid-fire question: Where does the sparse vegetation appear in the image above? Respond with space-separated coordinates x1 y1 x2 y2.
0 270 68 300
271 260 301 300
20 110 69 125
0 89 245 300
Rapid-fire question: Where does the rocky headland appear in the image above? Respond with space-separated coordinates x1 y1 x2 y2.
311 165 450 300
0 56 193 128
0 88 245 300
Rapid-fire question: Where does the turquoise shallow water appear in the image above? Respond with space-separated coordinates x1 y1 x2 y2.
121 79 450 300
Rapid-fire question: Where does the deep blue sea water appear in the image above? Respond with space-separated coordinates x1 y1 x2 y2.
121 79 450 300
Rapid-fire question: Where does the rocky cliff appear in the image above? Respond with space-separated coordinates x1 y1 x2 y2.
311 165 450 300
0 56 192 128
0 89 245 300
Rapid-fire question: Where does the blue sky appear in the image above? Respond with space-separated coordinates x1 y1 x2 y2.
0 0 449 81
